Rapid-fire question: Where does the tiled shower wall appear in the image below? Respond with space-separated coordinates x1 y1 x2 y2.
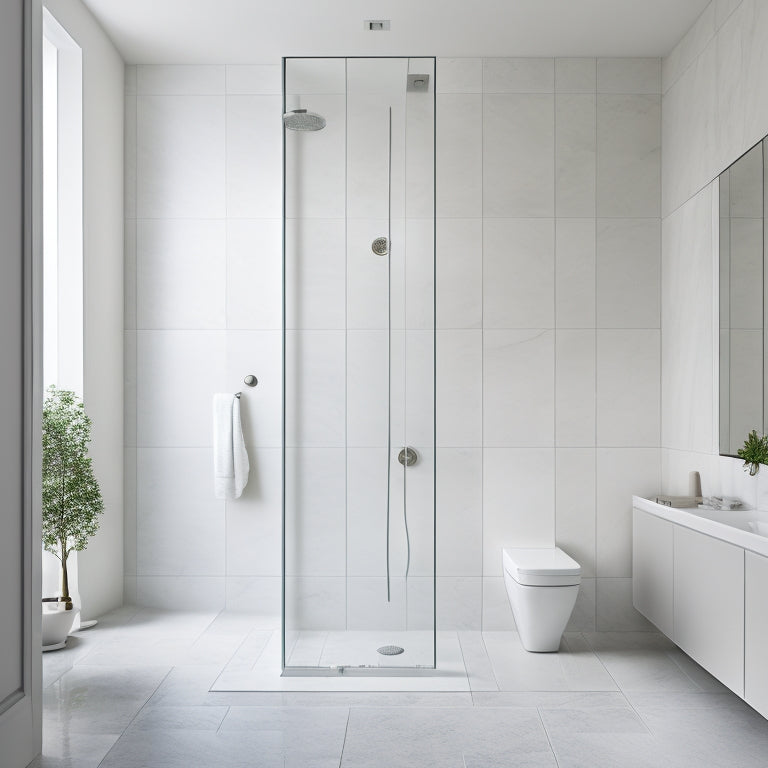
124 57 663 631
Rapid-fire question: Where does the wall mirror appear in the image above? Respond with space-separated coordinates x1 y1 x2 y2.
719 139 766 456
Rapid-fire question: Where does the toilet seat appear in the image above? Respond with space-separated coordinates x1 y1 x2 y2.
503 547 581 587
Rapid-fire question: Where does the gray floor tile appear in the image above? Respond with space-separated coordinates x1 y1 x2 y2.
539 705 649 735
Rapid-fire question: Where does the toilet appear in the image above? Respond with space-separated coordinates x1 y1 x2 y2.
503 547 581 652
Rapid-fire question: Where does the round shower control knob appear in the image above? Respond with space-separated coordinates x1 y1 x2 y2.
371 237 389 256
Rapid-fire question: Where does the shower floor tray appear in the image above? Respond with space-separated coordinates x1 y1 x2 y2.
211 629 470 692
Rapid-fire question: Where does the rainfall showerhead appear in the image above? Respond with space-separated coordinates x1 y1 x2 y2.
283 109 326 131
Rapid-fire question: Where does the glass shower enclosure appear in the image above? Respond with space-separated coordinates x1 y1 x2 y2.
282 57 436 673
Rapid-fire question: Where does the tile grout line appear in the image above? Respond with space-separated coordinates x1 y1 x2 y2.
95 665 177 768
337 707 352 768
535 706 562 767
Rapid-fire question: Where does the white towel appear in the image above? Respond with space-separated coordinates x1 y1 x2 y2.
213 393 249 499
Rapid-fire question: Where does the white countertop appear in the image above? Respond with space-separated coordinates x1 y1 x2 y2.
633 496 768 559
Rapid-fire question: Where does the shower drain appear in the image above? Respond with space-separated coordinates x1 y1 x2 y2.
377 645 405 656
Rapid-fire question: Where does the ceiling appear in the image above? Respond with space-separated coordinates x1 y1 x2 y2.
81 0 712 64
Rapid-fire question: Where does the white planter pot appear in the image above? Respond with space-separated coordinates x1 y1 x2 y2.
42 601 78 651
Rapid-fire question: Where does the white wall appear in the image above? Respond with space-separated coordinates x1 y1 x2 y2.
125 58 662 632
45 0 124 618
661 0 768 501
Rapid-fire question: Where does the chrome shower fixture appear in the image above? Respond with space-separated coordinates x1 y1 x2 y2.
283 109 326 131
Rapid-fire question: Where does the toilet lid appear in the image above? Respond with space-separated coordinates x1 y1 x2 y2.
503 547 581 585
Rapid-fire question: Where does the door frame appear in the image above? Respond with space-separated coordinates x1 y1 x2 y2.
0 0 43 764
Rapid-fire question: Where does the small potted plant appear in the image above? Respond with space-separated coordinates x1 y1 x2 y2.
41 386 104 650
737 429 768 476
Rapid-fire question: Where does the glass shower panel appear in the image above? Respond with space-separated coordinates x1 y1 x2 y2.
283 57 435 672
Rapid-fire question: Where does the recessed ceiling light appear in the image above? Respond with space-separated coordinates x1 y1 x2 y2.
364 20 390 31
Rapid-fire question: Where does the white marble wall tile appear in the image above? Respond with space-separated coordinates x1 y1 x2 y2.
483 58 555 93
596 94 661 218
346 57 408 96
284 577 346 631
556 448 596 577
227 219 282 331
137 65 225 95
225 65 281 95
436 94 483 218
406 577 435 630
436 448 483 576
136 576 225 610
346 330 388 448
596 447 660 577
285 58 346 95
225 330 282 448
661 39 718 217
715 0 745 30
284 330 346 447
596 218 660 328
137 219 226 329
346 218 404 330
347 577 406 630
124 331 137 449
482 576 516 630
662 2 715 94
483 330 555 448
596 330 660 447
136 330 226 447
403 331 436 449
720 454 759 508
225 448 282 577
555 58 596 93
124 445 137 577
556 94 596 218
556 330 596 447
226 95 282 219
124 91 137 221
124 219 137 331
483 94 555 217
137 447 225 576
124 576 137 605
125 64 137 95
660 448 722 498
225 576 281 614
597 58 661 94
405 87 435 221
437 577 482 630
405 218 435 330
284 218 345 330
284 94 346 219
284 448 346 577
436 218 482 329
394 448 436 578
556 219 596 328
346 93 406 221
566 576 596 632
660 185 716 455
483 218 555 328
346 447 389 577
436 330 482 447
596 577 655 631
483 447 556 576
436 58 482 93
137 94 225 219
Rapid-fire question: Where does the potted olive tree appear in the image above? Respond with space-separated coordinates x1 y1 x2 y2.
42 386 104 649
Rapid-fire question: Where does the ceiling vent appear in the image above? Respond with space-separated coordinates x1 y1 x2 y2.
365 20 390 31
